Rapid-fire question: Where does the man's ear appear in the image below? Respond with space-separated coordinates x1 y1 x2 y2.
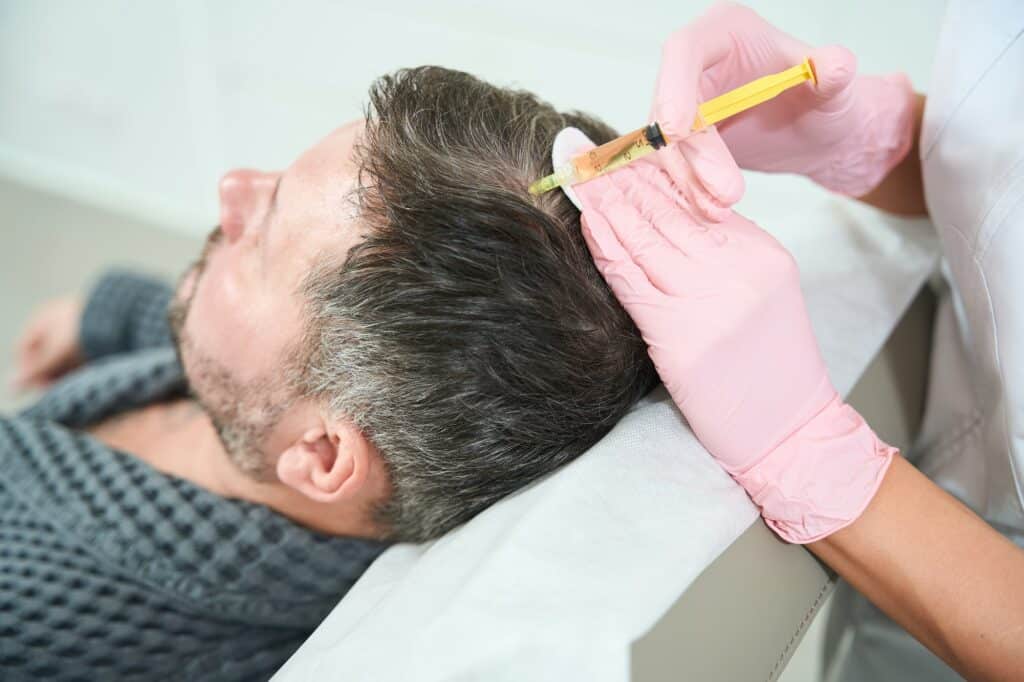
276 420 372 504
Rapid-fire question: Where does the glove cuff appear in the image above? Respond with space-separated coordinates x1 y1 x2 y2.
813 72 917 197
734 396 896 544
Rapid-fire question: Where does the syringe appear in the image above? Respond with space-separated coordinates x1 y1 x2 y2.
528 59 817 196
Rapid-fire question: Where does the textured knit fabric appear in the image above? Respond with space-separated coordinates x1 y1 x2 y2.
0 271 387 681
79 269 181 361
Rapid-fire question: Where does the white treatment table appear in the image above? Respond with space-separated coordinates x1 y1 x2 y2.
273 198 940 682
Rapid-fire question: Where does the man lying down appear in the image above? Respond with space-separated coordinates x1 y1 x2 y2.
2 66 658 680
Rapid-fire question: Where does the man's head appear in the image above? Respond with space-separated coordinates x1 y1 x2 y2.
170 66 657 542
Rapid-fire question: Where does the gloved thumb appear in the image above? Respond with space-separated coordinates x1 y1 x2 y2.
650 27 708 143
808 45 857 101
654 127 744 222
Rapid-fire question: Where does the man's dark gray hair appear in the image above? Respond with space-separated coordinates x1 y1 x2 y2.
301 66 658 542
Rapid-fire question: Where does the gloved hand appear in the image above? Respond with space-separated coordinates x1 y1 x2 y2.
653 1 916 199
574 137 896 543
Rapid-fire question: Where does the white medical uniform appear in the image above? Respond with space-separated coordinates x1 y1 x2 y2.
825 2 1024 680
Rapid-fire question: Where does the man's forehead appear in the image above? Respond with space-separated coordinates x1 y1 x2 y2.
292 119 364 172
279 119 365 228
271 119 366 280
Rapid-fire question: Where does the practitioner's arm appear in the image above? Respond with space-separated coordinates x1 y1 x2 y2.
574 137 1023 682
810 455 1024 681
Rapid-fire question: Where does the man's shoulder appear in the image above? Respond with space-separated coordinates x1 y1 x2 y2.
22 347 185 428
0 411 383 620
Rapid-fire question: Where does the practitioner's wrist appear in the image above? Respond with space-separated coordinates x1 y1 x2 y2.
733 396 897 544
813 73 918 197
854 92 928 216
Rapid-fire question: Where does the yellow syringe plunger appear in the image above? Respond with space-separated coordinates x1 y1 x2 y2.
529 58 817 196
693 58 816 129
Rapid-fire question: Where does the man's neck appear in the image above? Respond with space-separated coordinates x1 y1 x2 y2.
240 476 386 540
190 407 386 540
89 398 384 540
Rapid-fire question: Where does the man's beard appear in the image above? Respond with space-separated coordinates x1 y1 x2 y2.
168 226 221 344
167 226 290 481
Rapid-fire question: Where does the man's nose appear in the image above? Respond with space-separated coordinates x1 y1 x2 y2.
218 169 280 243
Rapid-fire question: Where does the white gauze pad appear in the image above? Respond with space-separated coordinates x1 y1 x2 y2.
550 126 595 211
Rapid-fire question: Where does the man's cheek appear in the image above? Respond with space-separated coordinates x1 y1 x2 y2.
175 267 198 306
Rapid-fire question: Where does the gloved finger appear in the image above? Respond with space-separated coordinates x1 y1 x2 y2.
575 169 656 286
610 165 697 257
627 163 729 255
633 158 697 218
579 209 659 306
677 128 745 212
651 13 736 142
596 186 691 297
651 42 700 142
576 167 677 298
807 45 857 102
621 163 697 241
655 132 743 222
654 144 722 222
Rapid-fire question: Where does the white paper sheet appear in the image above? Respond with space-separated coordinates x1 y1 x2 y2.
274 199 939 682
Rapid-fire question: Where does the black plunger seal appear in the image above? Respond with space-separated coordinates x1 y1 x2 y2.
643 123 668 150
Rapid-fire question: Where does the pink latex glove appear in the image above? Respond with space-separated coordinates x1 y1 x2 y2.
574 139 896 544
653 2 916 200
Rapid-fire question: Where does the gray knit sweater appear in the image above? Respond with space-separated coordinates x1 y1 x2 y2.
0 271 386 681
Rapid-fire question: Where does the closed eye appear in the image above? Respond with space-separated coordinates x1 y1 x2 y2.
261 177 282 275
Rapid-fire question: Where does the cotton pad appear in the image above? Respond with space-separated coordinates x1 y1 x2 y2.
550 126 594 211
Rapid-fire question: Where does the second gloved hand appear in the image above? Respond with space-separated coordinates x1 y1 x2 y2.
653 2 916 198
574 138 896 543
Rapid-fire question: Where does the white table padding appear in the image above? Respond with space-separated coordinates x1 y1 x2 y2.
273 198 939 682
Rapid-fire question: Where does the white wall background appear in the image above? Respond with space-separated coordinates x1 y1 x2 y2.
0 1 945 237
